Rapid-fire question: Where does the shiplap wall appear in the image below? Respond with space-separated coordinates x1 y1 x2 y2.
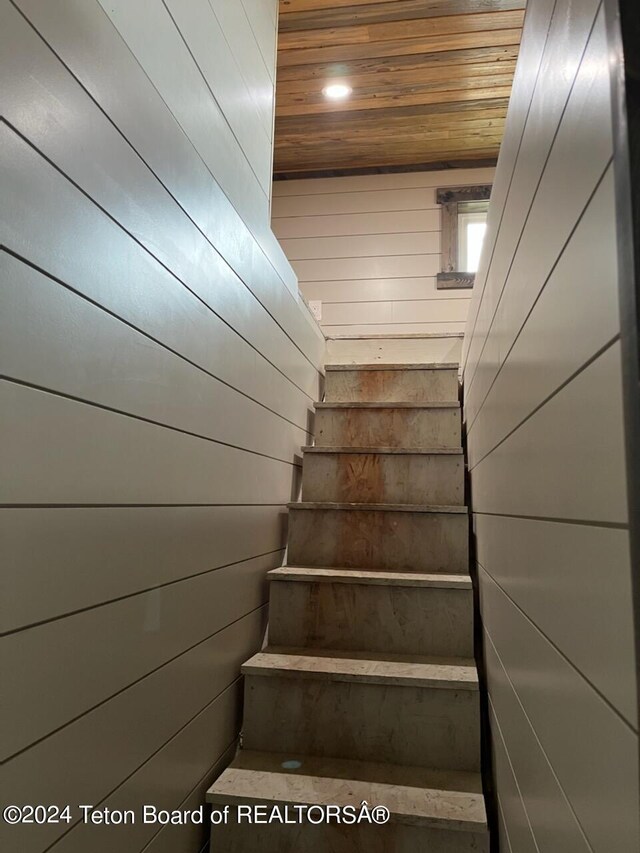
462 2 639 852
0 1 324 852
272 166 494 337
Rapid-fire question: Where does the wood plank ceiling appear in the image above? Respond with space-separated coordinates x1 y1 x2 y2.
274 0 526 176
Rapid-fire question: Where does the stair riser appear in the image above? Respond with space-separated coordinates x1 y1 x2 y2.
209 821 488 852
243 675 480 772
269 581 473 657
314 407 460 449
325 368 458 403
287 508 468 573
301 452 464 505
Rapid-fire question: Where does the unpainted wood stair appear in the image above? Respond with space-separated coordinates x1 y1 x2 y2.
206 362 488 852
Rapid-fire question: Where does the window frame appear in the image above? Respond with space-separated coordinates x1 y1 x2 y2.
436 184 492 289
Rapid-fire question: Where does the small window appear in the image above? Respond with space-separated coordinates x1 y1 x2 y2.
436 185 492 289
458 201 489 273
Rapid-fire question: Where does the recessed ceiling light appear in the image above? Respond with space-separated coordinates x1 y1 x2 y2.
322 83 352 100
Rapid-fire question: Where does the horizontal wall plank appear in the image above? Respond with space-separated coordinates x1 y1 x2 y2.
319 298 469 326
0 506 285 633
272 166 496 197
322 321 464 336
480 570 639 853
272 208 441 238
300 276 471 302
4 552 279 758
470 343 628 524
279 230 440 260
293 253 440 281
325 335 463 365
272 187 441 217
0 253 309 465
0 382 302 505
475 514 636 725
0 131 316 428
0 610 265 853
466 165 619 460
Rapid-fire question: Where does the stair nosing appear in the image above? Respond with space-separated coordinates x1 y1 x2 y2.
287 501 467 514
206 750 487 832
242 649 478 691
301 445 462 455
325 362 459 371
268 567 472 589
315 401 459 409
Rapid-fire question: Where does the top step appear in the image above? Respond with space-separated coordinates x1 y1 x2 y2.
325 363 459 370
324 363 459 404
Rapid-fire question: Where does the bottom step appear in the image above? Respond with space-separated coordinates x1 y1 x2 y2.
207 750 488 852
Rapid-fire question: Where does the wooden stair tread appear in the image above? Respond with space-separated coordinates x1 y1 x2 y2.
269 566 472 589
242 647 478 690
288 501 468 514
324 362 459 371
207 750 487 832
315 400 459 409
301 445 462 455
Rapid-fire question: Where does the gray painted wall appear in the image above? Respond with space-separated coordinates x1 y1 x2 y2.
462 1 639 851
0 1 324 851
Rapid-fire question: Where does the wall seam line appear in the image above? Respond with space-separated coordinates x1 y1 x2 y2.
1 247 313 437
5 604 268 768
1 548 286 638
483 627 600 852
467 330 620 471
0 375 305 469
463 1 604 390
480 562 638 732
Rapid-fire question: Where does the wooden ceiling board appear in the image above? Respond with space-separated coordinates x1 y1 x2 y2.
279 0 527 30
278 9 525 51
275 44 520 82
279 0 524 18
276 59 517 95
279 146 505 172
278 82 514 116
277 98 511 134
274 1 525 175
276 115 508 143
277 27 523 66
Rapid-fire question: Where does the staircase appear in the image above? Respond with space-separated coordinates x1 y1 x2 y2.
206 362 488 852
